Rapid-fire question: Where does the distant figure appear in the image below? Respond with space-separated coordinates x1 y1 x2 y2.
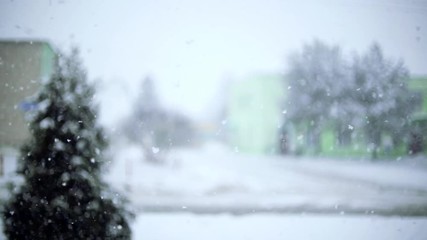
0 153 3 176
409 132 423 154
279 129 289 154
383 135 393 156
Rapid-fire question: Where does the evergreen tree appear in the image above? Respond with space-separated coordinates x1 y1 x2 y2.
121 77 195 162
121 77 164 162
3 49 131 239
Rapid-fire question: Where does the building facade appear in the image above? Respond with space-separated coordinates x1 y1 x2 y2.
227 73 427 157
227 74 284 154
0 40 56 148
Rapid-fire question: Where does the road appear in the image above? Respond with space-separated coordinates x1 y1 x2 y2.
107 144 427 216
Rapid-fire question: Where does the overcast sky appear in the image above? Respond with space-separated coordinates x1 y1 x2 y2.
1 0 426 125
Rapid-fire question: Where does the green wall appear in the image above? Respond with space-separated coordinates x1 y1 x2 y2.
228 74 284 154
228 74 427 157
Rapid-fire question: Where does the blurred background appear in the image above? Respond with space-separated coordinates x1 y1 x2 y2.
1 0 427 239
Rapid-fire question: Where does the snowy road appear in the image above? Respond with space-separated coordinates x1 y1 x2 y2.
106 142 427 216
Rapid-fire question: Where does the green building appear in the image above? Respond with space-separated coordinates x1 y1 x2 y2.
0 40 56 148
324 76 427 157
408 76 427 154
228 74 427 157
227 74 284 154
410 76 427 118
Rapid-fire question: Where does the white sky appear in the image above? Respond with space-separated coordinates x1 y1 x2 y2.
1 0 426 125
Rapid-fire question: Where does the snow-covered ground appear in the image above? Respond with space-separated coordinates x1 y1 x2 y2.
1 212 425 240
105 141 427 216
2 141 427 239
131 213 427 240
